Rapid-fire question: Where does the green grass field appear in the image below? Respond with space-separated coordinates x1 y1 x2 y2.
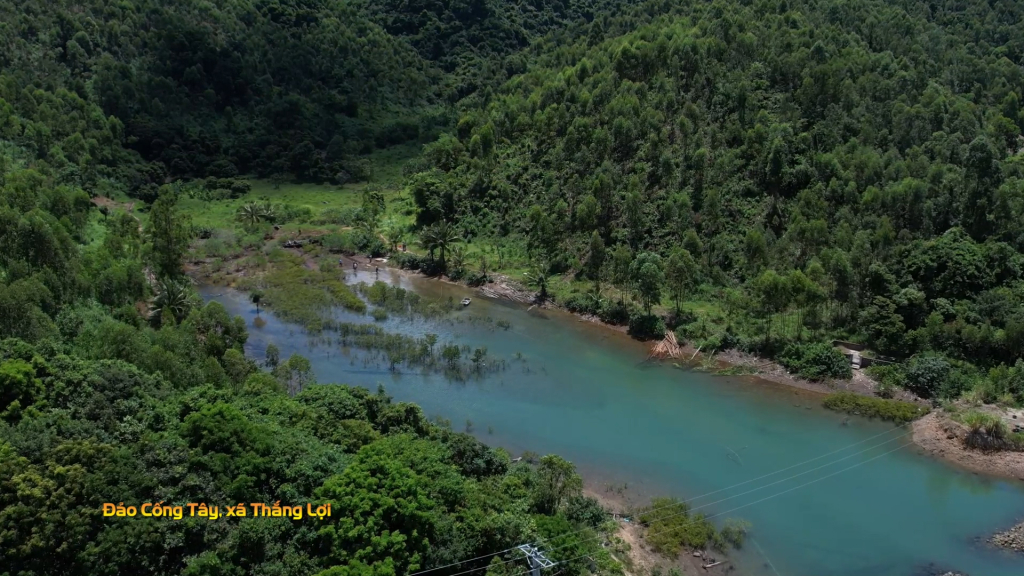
179 145 420 230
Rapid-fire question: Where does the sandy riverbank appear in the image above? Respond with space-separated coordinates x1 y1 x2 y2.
911 411 1024 482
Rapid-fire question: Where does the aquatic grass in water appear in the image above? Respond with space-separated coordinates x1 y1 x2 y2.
356 281 513 331
322 319 508 380
237 250 366 331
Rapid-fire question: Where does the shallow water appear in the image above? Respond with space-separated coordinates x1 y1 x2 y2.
201 268 1024 576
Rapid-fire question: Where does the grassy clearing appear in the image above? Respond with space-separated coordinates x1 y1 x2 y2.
179 145 420 230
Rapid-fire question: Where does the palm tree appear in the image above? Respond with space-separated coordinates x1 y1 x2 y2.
381 218 405 253
524 262 550 302
149 278 194 323
448 244 466 274
418 225 439 262
432 220 461 270
235 201 275 228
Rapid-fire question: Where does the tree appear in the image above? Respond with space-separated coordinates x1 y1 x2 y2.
750 270 791 343
235 201 274 228
420 221 461 271
609 244 633 304
586 230 606 279
534 455 583 514
149 277 194 324
147 191 192 278
665 248 697 312
630 252 664 314
524 262 550 302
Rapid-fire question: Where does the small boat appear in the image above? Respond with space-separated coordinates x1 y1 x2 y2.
461 298 472 307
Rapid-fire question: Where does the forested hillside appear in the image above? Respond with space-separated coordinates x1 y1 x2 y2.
4 0 1024 574
0 3 640 575
406 0 1024 400
0 0 441 185
0 87 619 576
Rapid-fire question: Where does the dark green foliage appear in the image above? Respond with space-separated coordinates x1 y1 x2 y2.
778 343 852 382
627 313 665 341
903 355 952 399
399 0 1024 386
823 392 929 424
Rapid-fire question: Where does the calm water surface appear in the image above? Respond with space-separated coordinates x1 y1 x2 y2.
200 268 1024 576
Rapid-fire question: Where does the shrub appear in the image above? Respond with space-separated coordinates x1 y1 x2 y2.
959 410 1019 451
903 354 951 398
823 392 928 423
639 498 721 553
392 251 425 271
628 313 665 341
564 495 607 528
322 232 358 255
778 342 852 381
562 293 600 316
866 364 906 398
464 271 488 287
598 299 629 325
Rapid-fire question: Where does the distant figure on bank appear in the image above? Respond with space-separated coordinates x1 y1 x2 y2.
352 262 357 271
375 266 379 276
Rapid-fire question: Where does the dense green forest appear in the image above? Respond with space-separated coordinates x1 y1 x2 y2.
4 0 1024 573
403 0 1024 403
0 120 626 575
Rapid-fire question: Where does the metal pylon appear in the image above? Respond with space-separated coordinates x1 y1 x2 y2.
517 544 556 576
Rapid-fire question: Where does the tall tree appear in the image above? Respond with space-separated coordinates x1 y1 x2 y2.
146 191 191 279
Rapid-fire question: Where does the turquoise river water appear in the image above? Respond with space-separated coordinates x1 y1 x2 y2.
200 268 1024 576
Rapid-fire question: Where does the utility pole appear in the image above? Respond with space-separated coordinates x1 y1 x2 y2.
517 544 556 576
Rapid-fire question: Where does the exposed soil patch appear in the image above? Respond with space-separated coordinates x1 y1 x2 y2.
912 411 1024 482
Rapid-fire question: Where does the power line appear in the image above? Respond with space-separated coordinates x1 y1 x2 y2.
416 432 909 576
495 442 912 576
406 424 907 576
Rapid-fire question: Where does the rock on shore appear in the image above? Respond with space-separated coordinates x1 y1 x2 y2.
990 521 1024 552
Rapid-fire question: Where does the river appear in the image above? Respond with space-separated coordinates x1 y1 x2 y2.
200 268 1024 576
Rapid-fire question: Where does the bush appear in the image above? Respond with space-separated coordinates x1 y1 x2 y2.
562 293 600 316
904 354 951 398
464 271 488 287
598 299 630 325
323 232 358 255
778 343 852 381
958 410 1024 451
823 392 928 423
866 364 906 399
563 495 607 528
638 497 732 553
392 251 425 271
628 313 665 341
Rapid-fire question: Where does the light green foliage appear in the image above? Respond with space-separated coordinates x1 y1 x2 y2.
638 497 728 553
823 392 929 424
